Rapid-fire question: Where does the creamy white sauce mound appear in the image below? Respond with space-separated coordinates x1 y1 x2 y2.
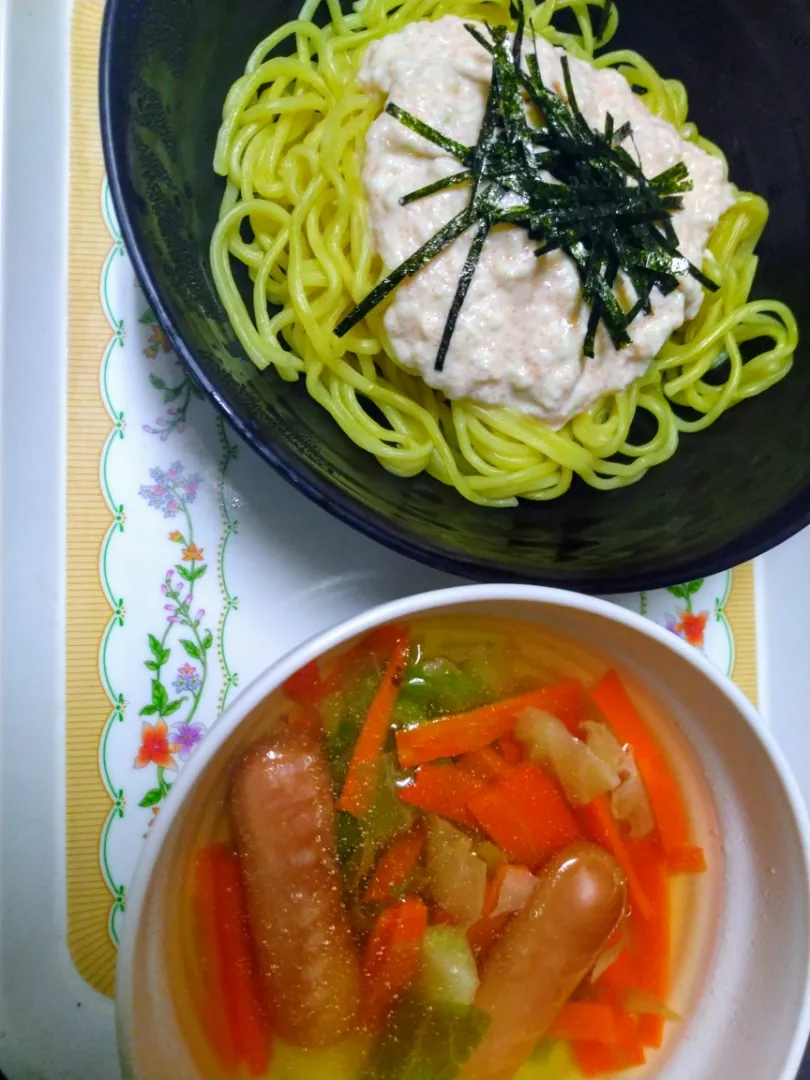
358 16 736 426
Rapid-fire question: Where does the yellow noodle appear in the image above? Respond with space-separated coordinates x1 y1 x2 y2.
211 0 797 507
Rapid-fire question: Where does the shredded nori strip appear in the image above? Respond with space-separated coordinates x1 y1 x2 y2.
435 219 490 373
334 208 475 336
399 171 471 206
335 6 719 366
385 102 472 163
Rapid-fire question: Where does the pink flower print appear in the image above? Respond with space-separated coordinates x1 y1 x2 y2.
173 663 201 694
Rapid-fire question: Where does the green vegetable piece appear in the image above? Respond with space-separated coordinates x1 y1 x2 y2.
421 926 480 1007
364 998 490 1080
359 752 414 877
393 658 491 727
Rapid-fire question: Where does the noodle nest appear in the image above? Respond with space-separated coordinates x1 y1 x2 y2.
211 0 797 507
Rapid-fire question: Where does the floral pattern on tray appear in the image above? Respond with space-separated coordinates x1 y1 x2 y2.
96 181 736 949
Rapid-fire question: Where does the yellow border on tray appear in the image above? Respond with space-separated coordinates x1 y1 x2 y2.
64 0 759 999
66 0 118 999
726 560 758 706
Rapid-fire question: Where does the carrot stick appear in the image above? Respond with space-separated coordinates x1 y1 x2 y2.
283 660 324 705
338 630 409 817
548 1003 621 1044
636 1013 665 1050
458 746 513 781
598 841 671 1049
194 846 238 1075
318 624 403 700
496 733 523 765
364 825 425 903
631 840 670 1004
576 796 653 920
666 844 707 875
283 625 403 706
597 947 638 994
590 671 689 854
613 1010 646 1068
196 845 271 1077
395 680 586 769
397 763 487 827
360 898 428 1029
468 762 581 868
570 1040 621 1077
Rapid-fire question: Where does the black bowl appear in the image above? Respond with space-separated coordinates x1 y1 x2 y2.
100 0 810 593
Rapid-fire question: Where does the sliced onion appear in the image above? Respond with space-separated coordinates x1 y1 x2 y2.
622 989 682 1023
583 720 655 839
491 865 538 918
590 937 625 984
515 708 620 807
582 720 626 771
611 759 655 839
426 817 487 926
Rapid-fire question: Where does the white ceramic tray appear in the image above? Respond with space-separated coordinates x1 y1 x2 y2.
1 1 809 1078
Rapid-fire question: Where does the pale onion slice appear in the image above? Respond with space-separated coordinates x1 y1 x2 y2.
491 865 539 918
515 708 620 807
426 816 487 926
581 720 626 771
590 937 626 984
612 759 656 839
622 989 683 1023
583 720 655 839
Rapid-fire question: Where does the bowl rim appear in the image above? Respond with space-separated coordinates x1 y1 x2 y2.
115 582 810 1080
97 0 810 596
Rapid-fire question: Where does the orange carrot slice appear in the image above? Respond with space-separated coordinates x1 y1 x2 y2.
398 763 487 827
364 825 425 903
458 746 513 781
576 796 652 920
666 844 707 875
636 1013 666 1050
194 846 238 1075
318 624 403 701
283 660 324 705
360 898 428 1029
549 1002 621 1044
195 844 271 1077
395 680 586 769
632 840 670 1002
338 630 409 817
571 1040 621 1077
283 625 403 706
590 671 689 855
468 762 581 868
613 1010 647 1068
496 733 524 765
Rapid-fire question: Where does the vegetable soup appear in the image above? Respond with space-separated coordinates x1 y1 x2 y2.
167 615 717 1079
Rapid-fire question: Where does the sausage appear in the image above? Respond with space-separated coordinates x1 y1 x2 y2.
230 729 360 1048
461 842 627 1080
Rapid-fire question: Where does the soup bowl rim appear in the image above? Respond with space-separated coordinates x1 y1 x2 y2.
115 582 810 1080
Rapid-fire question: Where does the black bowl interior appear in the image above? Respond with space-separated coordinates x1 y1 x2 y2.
100 0 810 592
